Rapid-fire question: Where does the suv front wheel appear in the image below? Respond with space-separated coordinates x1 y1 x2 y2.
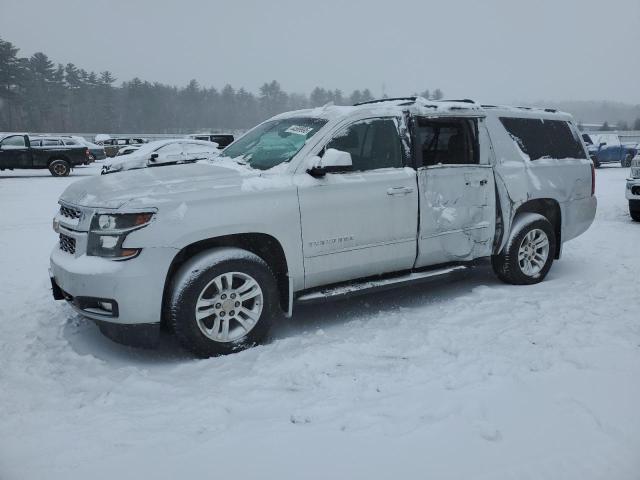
169 247 279 357
492 214 556 285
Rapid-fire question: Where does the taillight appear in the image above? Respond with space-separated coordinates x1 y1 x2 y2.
85 147 90 158
591 162 595 196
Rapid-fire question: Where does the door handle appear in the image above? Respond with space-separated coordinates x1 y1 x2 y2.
466 179 488 187
387 186 414 196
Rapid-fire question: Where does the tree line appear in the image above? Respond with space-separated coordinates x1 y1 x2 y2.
0 37 444 134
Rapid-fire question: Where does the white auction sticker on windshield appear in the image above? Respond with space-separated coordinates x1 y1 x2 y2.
285 125 314 136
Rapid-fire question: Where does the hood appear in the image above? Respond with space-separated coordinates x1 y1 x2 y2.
60 161 256 209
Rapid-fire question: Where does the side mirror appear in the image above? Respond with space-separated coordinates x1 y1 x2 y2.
150 153 159 162
307 148 353 177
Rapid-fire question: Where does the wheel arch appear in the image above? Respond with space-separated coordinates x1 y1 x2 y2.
47 156 72 168
161 233 290 329
511 198 562 259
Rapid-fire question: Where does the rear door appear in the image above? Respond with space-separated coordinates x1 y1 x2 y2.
297 117 419 288
413 117 496 267
0 135 32 169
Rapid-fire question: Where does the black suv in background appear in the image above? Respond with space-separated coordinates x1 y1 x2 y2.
0 134 89 176
186 133 235 148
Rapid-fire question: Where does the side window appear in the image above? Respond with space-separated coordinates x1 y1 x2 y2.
325 118 403 171
183 142 215 156
415 118 478 167
156 143 183 155
1 135 27 148
43 139 62 146
499 117 587 160
117 139 128 145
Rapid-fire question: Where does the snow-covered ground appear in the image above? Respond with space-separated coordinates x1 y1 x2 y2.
1 164 638 480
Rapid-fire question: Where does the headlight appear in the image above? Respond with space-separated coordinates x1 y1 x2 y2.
87 212 154 259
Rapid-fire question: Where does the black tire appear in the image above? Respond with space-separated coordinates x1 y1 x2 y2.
49 159 71 177
492 214 556 285
622 154 632 168
630 207 640 222
169 247 279 358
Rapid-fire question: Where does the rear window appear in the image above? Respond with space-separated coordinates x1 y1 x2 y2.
499 117 586 160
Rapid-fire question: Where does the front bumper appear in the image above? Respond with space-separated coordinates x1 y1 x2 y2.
50 245 178 329
626 178 640 201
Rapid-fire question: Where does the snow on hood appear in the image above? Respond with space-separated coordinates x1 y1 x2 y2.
60 160 256 209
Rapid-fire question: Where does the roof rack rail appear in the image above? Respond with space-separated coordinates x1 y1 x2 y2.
438 99 476 104
353 97 417 106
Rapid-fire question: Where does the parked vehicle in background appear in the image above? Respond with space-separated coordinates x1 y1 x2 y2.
582 133 637 168
627 153 640 221
50 98 597 357
101 139 219 174
186 133 235 148
115 144 143 156
30 136 104 164
100 138 148 157
61 136 106 161
0 133 89 176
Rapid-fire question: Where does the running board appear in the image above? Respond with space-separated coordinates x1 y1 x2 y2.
295 265 468 304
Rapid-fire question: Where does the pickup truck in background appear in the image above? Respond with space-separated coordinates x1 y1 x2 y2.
50 98 597 357
0 133 90 176
31 136 105 164
582 133 638 168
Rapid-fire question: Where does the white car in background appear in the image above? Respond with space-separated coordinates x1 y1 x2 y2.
101 139 220 174
627 152 640 221
115 144 144 156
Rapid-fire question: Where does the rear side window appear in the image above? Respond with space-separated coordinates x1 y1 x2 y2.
414 117 479 167
500 117 586 160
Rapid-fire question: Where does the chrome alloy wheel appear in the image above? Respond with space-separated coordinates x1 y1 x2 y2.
194 272 263 342
517 228 549 277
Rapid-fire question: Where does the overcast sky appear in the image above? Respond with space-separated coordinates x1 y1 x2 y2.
2 0 639 103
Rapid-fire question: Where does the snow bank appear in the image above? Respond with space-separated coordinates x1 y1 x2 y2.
0 164 638 480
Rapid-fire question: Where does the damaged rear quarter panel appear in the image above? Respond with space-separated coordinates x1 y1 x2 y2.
485 112 594 254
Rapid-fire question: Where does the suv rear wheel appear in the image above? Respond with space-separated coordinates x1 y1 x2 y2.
630 205 640 222
492 214 556 285
169 247 279 357
49 159 70 177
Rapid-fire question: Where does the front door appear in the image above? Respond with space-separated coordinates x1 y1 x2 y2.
297 117 419 289
0 135 32 169
413 117 496 267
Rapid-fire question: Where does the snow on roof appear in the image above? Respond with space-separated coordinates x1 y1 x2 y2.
271 98 573 123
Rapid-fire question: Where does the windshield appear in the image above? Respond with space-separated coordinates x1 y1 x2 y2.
220 117 327 170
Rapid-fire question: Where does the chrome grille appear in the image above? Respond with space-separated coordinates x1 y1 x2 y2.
59 233 76 254
59 205 81 220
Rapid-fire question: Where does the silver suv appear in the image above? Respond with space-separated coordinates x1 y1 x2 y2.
50 98 597 357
